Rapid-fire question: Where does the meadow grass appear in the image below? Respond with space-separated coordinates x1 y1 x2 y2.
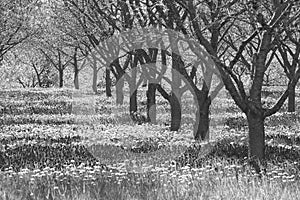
0 88 300 199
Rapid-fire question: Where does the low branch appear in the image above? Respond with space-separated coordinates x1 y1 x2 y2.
229 30 258 69
156 84 170 101
264 70 300 117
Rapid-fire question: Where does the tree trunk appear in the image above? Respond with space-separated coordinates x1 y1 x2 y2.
130 56 138 121
72 47 80 90
74 67 79 89
92 67 98 94
146 83 157 123
170 92 181 131
37 75 42 87
105 69 112 97
246 110 265 173
59 69 64 88
194 93 211 140
130 88 137 118
156 84 182 131
288 85 296 112
32 64 42 87
116 77 124 105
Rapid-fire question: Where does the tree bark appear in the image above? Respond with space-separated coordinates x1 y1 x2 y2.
244 30 270 168
58 69 64 88
130 88 138 118
105 69 112 97
146 83 157 123
74 67 79 89
111 58 127 105
288 85 296 112
130 53 138 121
194 93 211 140
36 75 42 87
156 83 182 131
32 63 42 87
72 47 80 89
169 92 181 131
247 110 265 173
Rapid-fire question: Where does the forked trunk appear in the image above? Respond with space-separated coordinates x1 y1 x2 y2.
247 111 265 173
36 73 42 87
146 83 157 123
288 85 296 112
170 93 181 131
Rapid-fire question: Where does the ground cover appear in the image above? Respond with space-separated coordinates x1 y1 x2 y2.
0 88 299 199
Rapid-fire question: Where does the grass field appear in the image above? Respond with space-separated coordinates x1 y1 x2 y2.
0 87 300 199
